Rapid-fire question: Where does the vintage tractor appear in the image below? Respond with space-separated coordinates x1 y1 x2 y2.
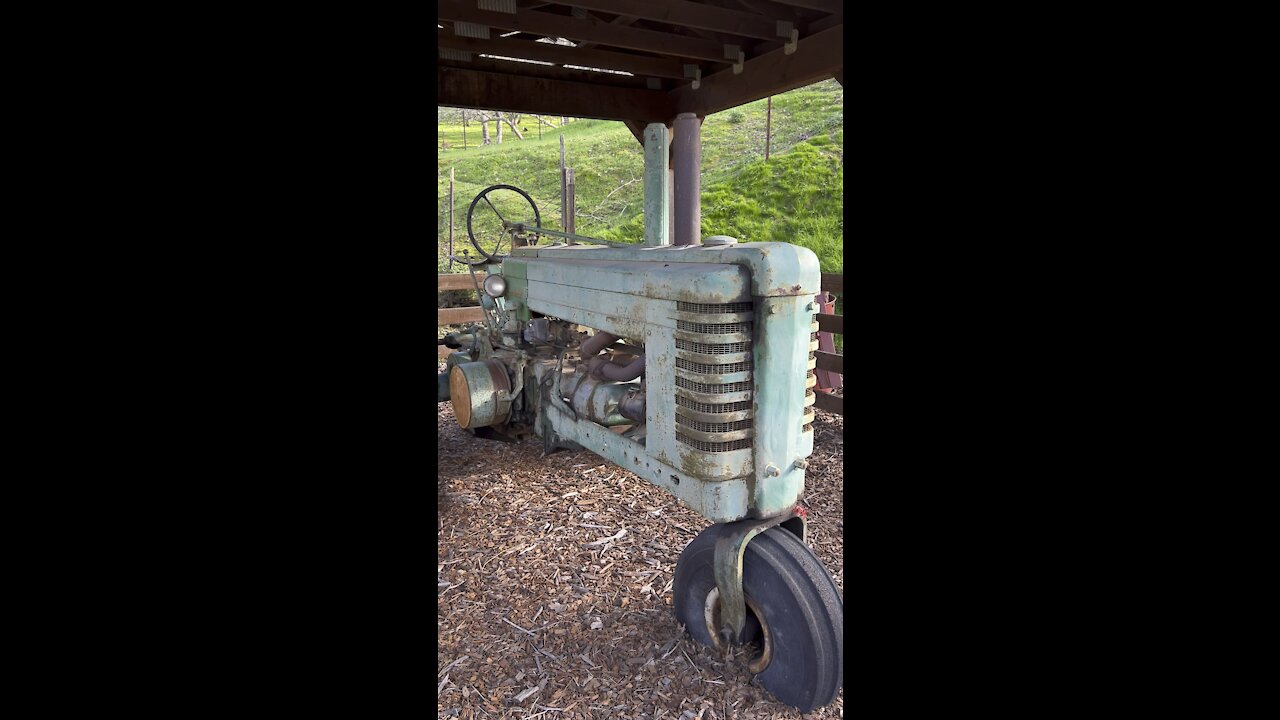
438 184 842 711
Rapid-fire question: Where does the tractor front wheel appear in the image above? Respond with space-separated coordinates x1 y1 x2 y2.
673 523 843 712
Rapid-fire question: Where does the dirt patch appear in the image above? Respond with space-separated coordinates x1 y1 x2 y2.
438 385 844 719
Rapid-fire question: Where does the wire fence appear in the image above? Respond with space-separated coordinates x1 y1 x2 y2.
437 114 580 151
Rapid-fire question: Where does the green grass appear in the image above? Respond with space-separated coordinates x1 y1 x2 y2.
438 79 844 277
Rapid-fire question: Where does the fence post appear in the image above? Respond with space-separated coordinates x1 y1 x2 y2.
565 168 576 236
560 135 575 243
765 95 772 161
463 115 467 150
448 167 455 271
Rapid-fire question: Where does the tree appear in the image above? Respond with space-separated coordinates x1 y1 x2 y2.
499 113 524 140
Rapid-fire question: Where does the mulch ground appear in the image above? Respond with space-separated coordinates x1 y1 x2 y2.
438 368 845 720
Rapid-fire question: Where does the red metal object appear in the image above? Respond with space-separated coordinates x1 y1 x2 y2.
814 291 842 391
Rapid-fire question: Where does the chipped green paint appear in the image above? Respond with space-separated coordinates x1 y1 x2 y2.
530 242 820 297
751 294 811 516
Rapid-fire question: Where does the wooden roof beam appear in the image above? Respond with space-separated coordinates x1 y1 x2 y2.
752 11 840 53
730 0 804 24
437 56 651 89
439 0 732 64
668 23 842 116
576 12 639 50
768 0 842 13
438 33 690 79
623 120 647 146
550 0 779 41
439 66 676 123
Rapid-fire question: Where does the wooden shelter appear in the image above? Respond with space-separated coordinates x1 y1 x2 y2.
439 0 842 247
437 0 844 145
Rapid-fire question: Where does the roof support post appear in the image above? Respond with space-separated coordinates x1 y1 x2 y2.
643 123 671 247
673 112 702 246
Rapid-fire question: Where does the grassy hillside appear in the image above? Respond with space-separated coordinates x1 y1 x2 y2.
437 79 843 274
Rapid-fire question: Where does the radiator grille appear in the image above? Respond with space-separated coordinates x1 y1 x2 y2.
677 301 753 313
676 377 752 394
676 339 750 354
676 396 752 414
676 434 754 452
675 301 756 456
676 417 753 433
677 319 751 334
676 357 753 374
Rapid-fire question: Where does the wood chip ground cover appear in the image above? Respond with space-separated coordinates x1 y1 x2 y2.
438 375 844 719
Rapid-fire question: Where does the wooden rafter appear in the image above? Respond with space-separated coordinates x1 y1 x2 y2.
436 2 843 127
668 24 842 116
550 0 779 41
730 0 804 23
439 33 689 79
768 0 841 13
438 0 732 64
577 13 640 50
751 11 840 54
439 66 676 123
438 56 651 89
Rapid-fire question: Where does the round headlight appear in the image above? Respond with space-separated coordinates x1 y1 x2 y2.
483 274 507 298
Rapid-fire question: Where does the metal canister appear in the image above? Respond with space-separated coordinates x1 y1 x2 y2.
449 359 513 429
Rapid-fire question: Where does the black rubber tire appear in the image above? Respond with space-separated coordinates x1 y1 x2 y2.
466 184 541 263
673 524 843 712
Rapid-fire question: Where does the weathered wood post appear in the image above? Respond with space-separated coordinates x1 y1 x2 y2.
560 134 575 243
766 96 772 161
565 167 575 236
447 167 455 271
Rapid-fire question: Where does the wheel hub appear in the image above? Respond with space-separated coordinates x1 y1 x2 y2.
702 587 774 674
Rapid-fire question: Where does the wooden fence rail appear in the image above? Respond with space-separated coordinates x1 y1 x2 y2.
438 273 844 418
815 272 844 416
